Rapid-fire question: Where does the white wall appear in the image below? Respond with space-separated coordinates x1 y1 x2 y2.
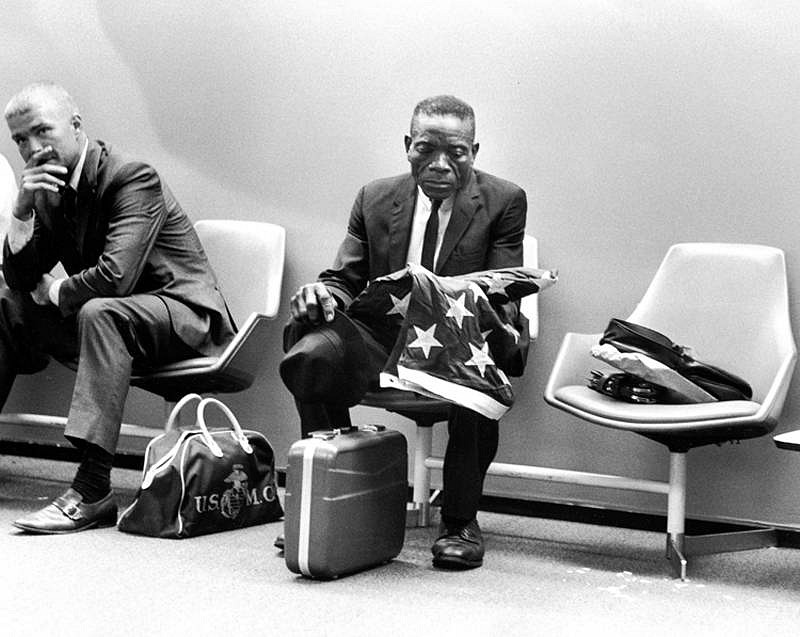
2 1 800 527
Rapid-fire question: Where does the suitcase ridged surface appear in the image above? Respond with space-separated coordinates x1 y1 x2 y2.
284 428 407 578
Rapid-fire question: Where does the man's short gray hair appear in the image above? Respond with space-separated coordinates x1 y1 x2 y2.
410 95 476 138
4 82 79 120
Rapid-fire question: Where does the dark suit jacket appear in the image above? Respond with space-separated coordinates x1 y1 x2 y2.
319 169 529 373
2 140 235 356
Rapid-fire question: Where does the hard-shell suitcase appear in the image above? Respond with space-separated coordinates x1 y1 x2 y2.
284 425 407 579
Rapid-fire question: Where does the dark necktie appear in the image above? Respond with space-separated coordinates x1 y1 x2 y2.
60 187 79 244
420 198 442 272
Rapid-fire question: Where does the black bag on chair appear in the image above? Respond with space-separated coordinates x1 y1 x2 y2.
599 318 752 401
118 395 283 538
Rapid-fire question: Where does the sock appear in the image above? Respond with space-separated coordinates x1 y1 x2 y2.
71 443 113 503
441 515 472 531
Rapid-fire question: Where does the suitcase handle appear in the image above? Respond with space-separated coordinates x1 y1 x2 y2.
308 425 386 440
309 426 356 440
196 397 254 457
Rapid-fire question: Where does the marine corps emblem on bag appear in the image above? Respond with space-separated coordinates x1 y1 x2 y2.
221 464 249 519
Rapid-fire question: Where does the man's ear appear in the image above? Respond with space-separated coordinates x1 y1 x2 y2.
404 135 411 153
472 142 480 158
71 113 82 137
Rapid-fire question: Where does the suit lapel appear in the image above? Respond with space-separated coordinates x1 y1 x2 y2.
436 171 480 272
73 141 103 259
388 175 417 272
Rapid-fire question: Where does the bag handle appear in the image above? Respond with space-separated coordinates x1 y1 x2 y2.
165 393 203 431
197 397 254 456
140 393 205 488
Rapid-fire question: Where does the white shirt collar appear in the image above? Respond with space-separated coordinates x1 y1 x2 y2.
416 186 454 213
68 138 89 192
406 187 455 270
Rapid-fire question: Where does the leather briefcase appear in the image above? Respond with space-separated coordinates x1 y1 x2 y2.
599 318 752 401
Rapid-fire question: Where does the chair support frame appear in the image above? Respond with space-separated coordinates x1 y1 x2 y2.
403 422 777 580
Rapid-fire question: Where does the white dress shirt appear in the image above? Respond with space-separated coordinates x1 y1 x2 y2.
405 187 454 270
0 153 18 254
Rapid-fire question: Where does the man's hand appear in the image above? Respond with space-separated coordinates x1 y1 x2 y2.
30 273 55 306
14 146 67 220
290 282 336 323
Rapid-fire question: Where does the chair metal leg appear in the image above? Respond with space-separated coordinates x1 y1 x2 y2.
663 451 776 580
407 424 433 527
666 452 688 579
667 533 688 580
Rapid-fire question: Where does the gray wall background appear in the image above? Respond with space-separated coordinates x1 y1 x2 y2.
2 1 799 527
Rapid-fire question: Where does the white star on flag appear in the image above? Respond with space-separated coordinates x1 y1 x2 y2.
484 273 513 297
445 293 474 328
408 324 443 358
464 342 495 377
386 292 410 318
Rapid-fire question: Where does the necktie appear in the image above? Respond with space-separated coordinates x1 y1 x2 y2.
61 188 79 242
420 198 442 272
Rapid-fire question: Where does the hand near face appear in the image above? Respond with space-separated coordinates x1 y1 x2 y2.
290 282 337 324
14 146 67 219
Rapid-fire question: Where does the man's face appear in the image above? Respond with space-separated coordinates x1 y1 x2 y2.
6 93 82 172
405 113 479 200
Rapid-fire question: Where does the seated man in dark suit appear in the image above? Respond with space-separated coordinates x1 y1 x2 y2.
2 82 235 533
280 95 528 570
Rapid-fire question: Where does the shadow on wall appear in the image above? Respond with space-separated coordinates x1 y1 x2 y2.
95 2 412 213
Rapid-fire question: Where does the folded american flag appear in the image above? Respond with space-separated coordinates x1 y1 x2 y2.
347 264 558 419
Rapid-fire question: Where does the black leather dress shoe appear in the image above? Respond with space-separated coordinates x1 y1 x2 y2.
274 534 285 550
431 518 484 570
12 489 117 535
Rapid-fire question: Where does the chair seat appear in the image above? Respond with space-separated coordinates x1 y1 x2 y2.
554 385 760 430
360 389 451 414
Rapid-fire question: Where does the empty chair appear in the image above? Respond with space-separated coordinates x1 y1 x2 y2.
545 243 796 578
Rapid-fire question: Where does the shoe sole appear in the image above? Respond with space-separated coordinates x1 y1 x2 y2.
12 514 118 535
432 555 483 570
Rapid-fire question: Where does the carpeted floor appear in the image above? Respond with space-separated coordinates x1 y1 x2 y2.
1 455 799 637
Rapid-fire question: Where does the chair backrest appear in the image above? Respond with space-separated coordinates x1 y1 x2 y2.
522 234 539 341
194 219 286 326
628 243 796 407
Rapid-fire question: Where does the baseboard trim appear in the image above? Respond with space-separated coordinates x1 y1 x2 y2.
0 440 145 470
476 492 800 548
281 469 800 545
6 446 798 547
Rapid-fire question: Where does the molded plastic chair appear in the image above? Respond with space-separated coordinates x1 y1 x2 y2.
545 243 796 578
360 234 540 525
131 219 286 401
0 219 286 457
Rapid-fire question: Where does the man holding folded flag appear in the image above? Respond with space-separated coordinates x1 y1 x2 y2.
280 95 555 569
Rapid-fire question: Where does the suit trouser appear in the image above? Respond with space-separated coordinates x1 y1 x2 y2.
0 282 198 455
284 318 499 523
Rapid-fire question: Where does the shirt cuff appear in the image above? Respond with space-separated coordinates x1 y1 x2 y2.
7 214 34 254
48 277 64 307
